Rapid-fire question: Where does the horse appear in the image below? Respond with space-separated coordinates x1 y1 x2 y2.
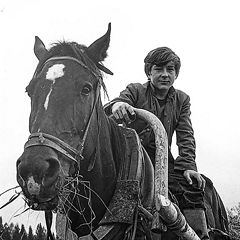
16 24 230 240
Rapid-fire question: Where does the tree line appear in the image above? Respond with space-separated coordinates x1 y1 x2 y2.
228 202 240 239
0 202 240 240
0 216 54 240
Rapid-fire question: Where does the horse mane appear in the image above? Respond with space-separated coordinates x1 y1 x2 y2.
49 41 98 74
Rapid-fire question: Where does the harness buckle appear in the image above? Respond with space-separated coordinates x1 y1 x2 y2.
38 133 45 144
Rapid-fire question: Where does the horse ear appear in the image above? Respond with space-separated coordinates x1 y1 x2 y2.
87 23 111 63
34 36 48 60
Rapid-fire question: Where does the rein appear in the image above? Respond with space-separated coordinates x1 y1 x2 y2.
24 55 102 240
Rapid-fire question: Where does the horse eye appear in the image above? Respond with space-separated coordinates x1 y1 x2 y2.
81 85 92 96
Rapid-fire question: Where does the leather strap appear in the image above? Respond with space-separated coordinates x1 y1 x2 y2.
25 133 81 164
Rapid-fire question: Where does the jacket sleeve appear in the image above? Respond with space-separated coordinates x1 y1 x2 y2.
174 95 197 172
104 83 138 115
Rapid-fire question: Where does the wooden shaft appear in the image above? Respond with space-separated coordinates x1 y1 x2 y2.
133 108 168 198
156 194 201 240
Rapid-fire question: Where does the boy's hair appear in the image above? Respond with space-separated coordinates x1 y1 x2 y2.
144 47 181 77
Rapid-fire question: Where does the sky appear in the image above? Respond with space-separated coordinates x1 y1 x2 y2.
0 0 239 232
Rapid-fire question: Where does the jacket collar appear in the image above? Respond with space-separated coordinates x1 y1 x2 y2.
147 81 176 101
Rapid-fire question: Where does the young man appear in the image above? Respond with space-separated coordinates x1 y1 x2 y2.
104 47 209 239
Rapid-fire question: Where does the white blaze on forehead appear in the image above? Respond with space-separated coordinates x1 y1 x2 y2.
46 64 65 81
44 64 65 110
44 88 53 110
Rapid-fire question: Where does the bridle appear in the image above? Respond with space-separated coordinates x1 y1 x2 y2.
24 55 102 174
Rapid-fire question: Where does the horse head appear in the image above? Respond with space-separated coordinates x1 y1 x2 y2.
16 24 119 234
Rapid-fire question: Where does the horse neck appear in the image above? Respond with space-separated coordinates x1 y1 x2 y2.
69 107 125 236
81 103 118 182
73 106 117 230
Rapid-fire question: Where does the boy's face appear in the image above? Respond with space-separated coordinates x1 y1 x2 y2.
149 61 177 92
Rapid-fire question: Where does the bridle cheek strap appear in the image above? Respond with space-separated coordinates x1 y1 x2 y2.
78 82 101 156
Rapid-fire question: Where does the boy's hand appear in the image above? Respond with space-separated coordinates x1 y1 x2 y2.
112 102 135 124
183 170 206 190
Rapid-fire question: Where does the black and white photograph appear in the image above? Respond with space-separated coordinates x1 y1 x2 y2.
0 0 239 239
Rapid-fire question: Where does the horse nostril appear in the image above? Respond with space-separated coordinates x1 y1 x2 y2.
17 173 26 187
17 161 28 187
45 158 60 176
16 158 21 167
42 158 60 187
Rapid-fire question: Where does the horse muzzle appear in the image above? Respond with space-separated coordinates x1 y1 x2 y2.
16 146 61 210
